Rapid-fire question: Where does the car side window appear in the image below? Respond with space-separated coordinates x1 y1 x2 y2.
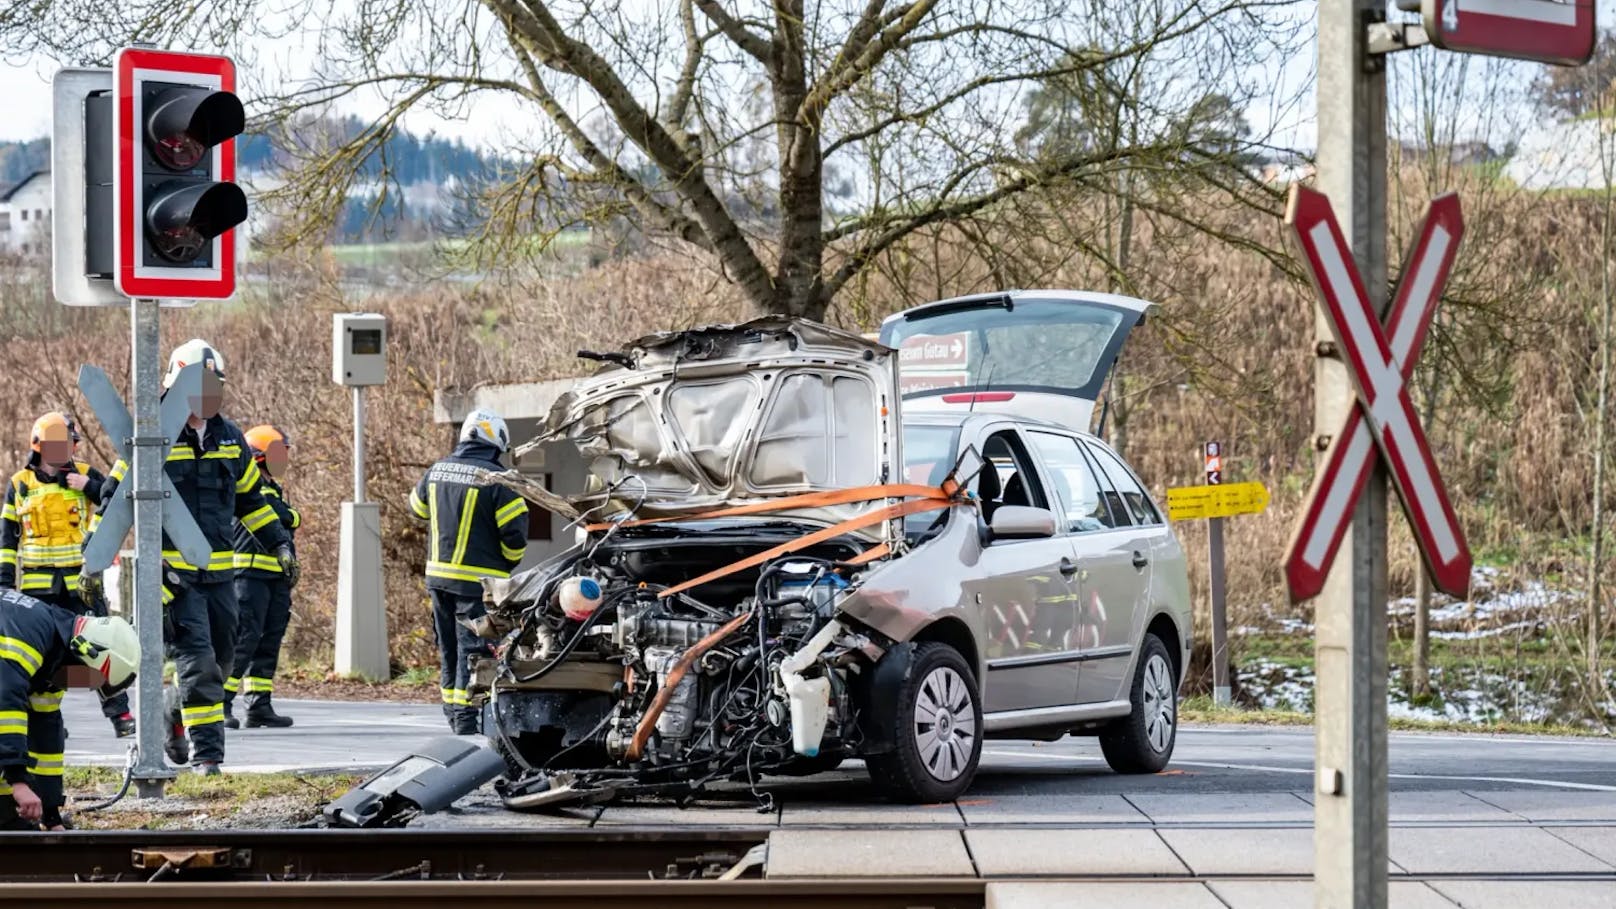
1027 431 1110 533
976 430 1050 519
1085 441 1162 526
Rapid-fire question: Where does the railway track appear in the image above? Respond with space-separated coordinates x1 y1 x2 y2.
4 828 1612 907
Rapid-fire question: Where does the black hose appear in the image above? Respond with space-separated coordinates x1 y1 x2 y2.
76 743 136 813
510 594 621 683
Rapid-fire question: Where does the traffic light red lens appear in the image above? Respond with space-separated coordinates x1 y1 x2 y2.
153 132 206 171
153 224 207 263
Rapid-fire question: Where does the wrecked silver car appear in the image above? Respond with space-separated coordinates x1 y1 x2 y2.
472 294 1191 808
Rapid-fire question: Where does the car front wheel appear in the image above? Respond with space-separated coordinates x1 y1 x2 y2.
1099 633 1177 774
866 642 984 803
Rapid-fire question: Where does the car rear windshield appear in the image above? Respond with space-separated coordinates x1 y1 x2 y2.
884 298 1127 399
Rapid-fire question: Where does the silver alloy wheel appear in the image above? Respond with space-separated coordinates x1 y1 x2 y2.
1142 653 1176 754
913 665 976 782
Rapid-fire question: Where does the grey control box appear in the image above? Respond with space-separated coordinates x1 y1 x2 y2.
333 312 387 386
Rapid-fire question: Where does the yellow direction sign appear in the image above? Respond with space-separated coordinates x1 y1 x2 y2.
1166 481 1269 521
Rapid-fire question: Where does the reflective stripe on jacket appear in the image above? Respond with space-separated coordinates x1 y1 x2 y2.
94 415 288 584
0 590 73 789
1 461 103 591
409 441 528 597
233 475 299 577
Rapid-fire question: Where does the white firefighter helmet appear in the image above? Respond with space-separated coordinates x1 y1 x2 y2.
459 409 510 452
70 615 141 696
162 338 226 390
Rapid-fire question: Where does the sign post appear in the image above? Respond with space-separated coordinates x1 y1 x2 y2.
1203 442 1230 705
1300 4 1584 906
1166 466 1268 708
55 46 247 797
1312 4 1390 905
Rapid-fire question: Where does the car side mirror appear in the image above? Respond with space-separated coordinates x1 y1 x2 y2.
988 505 1058 542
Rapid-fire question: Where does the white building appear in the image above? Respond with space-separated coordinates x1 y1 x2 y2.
0 170 50 257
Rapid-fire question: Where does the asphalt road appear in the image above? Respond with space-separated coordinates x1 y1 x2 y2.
59 694 1616 804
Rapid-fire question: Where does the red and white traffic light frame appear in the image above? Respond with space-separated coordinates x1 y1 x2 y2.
113 47 239 299
1423 0 1595 66
1283 187 1473 603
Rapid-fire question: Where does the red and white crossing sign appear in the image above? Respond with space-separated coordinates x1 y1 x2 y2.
1423 0 1595 66
1283 187 1472 603
1204 441 1223 485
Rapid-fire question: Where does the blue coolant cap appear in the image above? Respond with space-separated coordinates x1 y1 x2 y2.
579 578 602 598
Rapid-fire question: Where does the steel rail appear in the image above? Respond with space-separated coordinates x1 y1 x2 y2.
13 873 1616 909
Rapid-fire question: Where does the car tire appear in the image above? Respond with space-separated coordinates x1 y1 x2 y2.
1100 633 1178 774
865 642 983 803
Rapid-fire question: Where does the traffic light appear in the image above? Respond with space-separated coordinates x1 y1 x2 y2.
52 51 247 305
113 49 244 299
138 83 246 265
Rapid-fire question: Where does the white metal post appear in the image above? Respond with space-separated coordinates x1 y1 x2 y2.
130 297 175 796
336 378 387 679
353 386 366 504
1315 1 1390 906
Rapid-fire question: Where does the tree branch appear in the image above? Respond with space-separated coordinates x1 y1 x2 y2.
692 0 772 62
821 142 1179 300
800 0 936 121
495 19 713 250
665 0 705 131
490 0 776 307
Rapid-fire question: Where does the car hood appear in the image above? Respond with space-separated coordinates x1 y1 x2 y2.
515 316 902 537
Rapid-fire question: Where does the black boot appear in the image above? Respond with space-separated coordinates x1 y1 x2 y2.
112 712 136 738
451 707 481 736
164 722 190 766
244 698 293 728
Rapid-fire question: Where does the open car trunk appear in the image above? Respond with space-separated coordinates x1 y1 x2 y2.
878 290 1152 434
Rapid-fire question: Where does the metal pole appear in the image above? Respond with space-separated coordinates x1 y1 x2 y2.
1315 2 1389 907
353 385 366 504
129 297 174 797
1209 516 1230 706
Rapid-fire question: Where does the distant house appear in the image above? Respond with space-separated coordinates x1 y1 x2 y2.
1395 141 1498 169
0 170 50 257
1507 120 1616 190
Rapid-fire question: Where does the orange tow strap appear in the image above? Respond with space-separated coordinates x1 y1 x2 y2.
656 497 953 599
585 481 958 532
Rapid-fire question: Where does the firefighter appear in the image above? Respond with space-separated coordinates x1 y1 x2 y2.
0 412 135 737
0 589 139 830
83 339 295 776
225 425 299 730
409 409 528 734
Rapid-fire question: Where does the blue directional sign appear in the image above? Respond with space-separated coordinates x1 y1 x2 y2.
79 362 213 572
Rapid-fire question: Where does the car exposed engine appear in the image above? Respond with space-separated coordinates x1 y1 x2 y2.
478 541 890 810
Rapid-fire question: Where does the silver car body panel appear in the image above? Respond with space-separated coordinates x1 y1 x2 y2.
516 316 902 539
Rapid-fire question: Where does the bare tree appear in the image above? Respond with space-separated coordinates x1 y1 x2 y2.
5 0 1302 320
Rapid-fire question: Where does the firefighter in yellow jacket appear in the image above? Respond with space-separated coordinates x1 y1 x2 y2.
0 413 134 737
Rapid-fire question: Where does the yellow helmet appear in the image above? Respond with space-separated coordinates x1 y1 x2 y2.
30 412 71 454
70 615 141 697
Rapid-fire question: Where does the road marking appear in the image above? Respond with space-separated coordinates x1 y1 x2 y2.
987 749 1616 792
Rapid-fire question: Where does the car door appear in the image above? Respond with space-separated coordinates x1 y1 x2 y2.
1071 438 1165 704
1024 430 1128 705
965 425 1082 713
